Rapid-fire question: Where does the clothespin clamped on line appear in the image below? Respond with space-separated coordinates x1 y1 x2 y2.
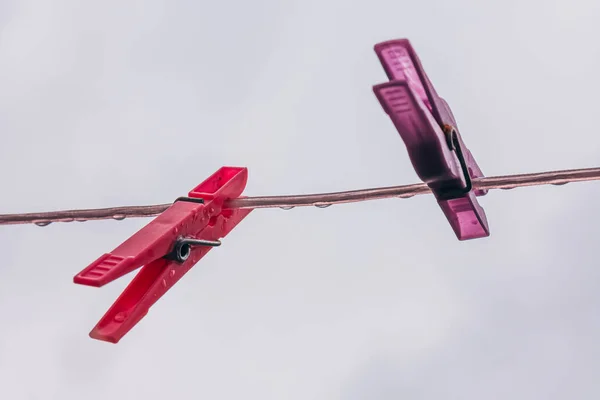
372 39 489 240
73 167 252 343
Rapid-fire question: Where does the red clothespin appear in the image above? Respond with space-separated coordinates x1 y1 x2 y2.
74 166 252 343
372 39 489 240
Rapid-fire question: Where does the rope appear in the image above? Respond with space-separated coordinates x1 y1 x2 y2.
1 167 599 226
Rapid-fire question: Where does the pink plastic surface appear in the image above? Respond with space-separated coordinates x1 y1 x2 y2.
372 39 489 240
74 167 252 343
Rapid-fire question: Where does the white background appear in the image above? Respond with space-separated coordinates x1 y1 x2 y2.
1 0 600 398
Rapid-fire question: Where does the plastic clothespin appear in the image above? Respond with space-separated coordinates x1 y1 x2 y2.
73 166 252 343
372 39 489 240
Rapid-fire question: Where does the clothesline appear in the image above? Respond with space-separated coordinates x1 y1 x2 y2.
1 166 599 227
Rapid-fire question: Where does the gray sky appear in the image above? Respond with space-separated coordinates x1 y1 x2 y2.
1 0 600 399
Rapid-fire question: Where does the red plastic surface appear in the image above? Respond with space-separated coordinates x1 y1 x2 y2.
74 166 252 343
372 39 489 240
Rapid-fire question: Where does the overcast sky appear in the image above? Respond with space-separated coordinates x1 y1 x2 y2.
1 0 600 399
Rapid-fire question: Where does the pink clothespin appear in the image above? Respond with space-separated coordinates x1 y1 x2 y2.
74 167 252 343
372 39 489 240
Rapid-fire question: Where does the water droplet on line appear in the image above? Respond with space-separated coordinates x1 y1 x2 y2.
314 203 331 208
112 214 126 220
552 182 568 186
397 194 415 199
34 221 51 227
279 206 295 210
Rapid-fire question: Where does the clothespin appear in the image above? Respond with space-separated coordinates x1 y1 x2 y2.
372 39 489 240
73 166 252 343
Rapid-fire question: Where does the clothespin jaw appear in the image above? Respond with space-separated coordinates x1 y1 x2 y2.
372 39 489 240
73 166 252 343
